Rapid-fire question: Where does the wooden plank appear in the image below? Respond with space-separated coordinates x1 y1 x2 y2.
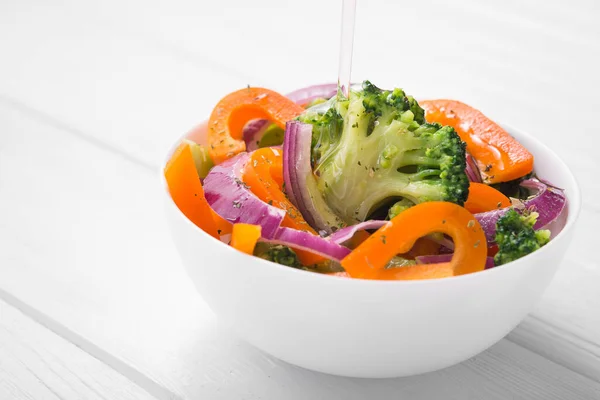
0 299 153 400
509 314 600 384
1 0 600 381
0 0 251 170
2 0 598 173
1 0 598 207
1 0 599 397
1 97 599 399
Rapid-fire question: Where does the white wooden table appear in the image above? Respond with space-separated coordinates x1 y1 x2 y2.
1 1 599 398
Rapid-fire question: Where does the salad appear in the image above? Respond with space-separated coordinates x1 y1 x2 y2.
164 81 567 280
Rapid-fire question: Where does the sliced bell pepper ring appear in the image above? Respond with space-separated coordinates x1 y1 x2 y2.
230 223 262 255
164 142 219 239
242 147 324 265
345 230 371 249
208 87 305 164
404 237 441 259
211 209 233 236
420 99 534 184
464 182 511 214
341 202 487 280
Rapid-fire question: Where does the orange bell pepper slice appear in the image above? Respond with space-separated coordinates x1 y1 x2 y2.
230 224 262 255
211 209 233 236
243 148 315 232
208 87 304 164
420 99 534 184
404 237 441 259
464 182 511 214
341 202 487 280
242 147 323 265
164 143 219 239
345 230 371 249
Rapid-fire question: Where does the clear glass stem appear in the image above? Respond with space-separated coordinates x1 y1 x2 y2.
337 0 357 99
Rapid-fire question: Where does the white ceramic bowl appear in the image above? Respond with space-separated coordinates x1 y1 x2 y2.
162 120 580 378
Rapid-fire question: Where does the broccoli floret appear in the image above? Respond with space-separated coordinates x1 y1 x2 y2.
298 80 469 223
494 209 551 266
253 243 302 268
388 198 414 219
305 97 329 108
386 256 417 268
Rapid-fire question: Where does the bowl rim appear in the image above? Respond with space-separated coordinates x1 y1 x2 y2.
161 122 581 286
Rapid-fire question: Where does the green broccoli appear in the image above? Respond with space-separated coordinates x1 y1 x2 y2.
304 97 329 108
253 243 302 268
494 209 551 266
387 256 417 268
388 198 415 219
298 81 469 223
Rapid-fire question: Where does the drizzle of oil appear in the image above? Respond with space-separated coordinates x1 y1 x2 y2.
337 0 357 100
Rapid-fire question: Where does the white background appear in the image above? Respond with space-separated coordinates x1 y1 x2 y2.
0 0 599 398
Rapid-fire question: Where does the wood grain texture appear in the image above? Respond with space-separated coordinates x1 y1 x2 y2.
1 95 599 400
0 299 153 400
0 0 599 398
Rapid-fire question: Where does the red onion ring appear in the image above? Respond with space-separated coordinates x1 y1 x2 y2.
283 121 345 233
327 220 390 244
475 178 566 242
465 153 483 183
203 151 351 262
